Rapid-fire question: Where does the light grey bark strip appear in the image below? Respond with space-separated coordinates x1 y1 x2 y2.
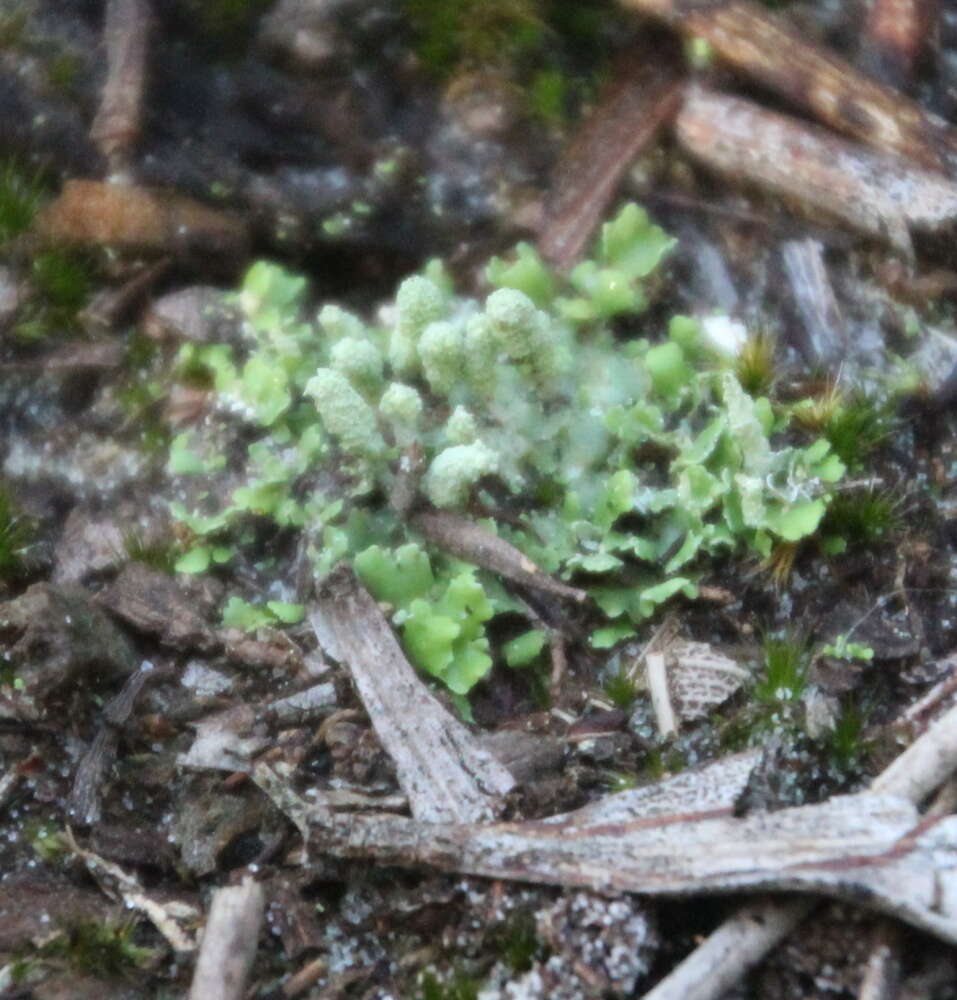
312 565 515 824
639 700 957 999
642 897 817 1000
189 877 264 1000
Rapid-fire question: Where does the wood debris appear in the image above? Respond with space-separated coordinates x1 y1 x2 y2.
675 85 957 253
98 563 219 651
540 751 759 827
89 0 151 173
188 877 264 1000
862 0 938 89
33 179 248 261
65 828 199 953
263 784 957 944
411 510 587 604
538 43 685 271
313 565 515 824
68 660 161 824
628 691 957 1000
619 0 957 172
641 897 818 1000
779 238 847 366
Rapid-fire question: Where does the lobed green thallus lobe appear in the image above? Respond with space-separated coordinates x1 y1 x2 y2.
169 204 845 698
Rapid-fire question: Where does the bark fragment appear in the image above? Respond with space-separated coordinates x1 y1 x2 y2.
676 86 957 252
313 566 515 824
619 0 957 172
90 0 152 173
538 44 685 271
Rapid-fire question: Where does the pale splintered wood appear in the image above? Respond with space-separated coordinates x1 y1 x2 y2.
313 565 515 824
189 878 264 1000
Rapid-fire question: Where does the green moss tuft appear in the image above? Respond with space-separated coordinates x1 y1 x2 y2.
821 487 901 546
0 485 35 584
603 666 638 708
0 158 45 243
734 331 776 397
755 632 809 704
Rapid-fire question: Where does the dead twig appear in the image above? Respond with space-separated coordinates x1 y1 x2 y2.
641 897 817 1000
188 877 265 1000
411 510 587 604
538 42 684 271
90 0 151 175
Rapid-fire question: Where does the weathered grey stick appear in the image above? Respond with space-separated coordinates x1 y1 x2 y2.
638 700 957 999
313 565 515 823
189 877 264 1000
873 700 957 802
276 788 957 943
642 897 817 1000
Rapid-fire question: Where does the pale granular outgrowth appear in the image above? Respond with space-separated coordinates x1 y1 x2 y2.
445 406 478 445
318 303 366 342
485 287 540 363
425 441 498 508
305 367 383 456
418 319 465 394
330 336 384 394
485 287 561 385
379 382 423 446
464 313 499 397
379 382 423 426
391 275 445 376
